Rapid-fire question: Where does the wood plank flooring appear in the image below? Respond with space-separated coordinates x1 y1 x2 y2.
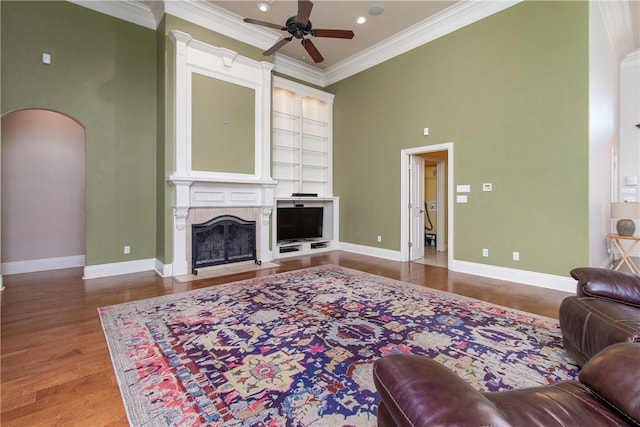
1 251 572 426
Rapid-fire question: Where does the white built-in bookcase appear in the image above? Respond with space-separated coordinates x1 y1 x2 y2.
271 77 337 257
272 76 334 199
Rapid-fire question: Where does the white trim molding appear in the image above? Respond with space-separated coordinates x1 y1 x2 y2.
596 0 635 59
339 242 575 293
69 0 157 29
451 260 575 294
339 242 403 262
155 259 173 278
83 258 157 280
2 255 85 275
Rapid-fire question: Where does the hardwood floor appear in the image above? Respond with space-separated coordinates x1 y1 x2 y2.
0 251 572 426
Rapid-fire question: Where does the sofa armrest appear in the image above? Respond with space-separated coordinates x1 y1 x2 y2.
570 267 640 307
373 355 511 427
579 342 640 423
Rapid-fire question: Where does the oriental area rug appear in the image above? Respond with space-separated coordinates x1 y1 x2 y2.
99 265 579 427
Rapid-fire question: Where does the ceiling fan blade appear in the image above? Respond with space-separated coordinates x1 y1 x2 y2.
312 29 355 39
302 38 324 63
263 37 293 56
243 18 286 31
297 0 314 26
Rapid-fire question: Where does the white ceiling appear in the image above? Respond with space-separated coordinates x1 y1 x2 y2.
209 1 458 70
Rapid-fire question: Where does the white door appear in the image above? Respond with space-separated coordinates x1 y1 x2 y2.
409 155 425 260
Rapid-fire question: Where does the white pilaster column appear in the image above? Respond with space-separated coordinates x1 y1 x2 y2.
172 180 192 276
260 207 273 262
169 30 193 177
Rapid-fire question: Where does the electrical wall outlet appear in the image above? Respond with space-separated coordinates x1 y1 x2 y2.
513 251 519 261
377 235 382 243
482 248 489 257
124 245 131 255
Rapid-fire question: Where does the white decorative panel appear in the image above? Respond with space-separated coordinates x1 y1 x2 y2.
231 192 258 203
193 192 225 202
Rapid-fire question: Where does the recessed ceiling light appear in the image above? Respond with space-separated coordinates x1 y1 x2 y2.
258 2 270 12
356 16 366 24
368 4 384 16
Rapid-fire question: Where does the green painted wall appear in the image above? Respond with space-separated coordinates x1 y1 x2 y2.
1 1 157 266
328 1 589 276
191 73 255 173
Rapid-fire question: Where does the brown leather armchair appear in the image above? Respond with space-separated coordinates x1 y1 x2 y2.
373 342 640 427
559 267 640 366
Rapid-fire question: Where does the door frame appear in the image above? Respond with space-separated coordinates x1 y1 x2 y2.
400 143 454 265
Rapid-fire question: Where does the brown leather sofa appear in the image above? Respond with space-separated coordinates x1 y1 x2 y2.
559 267 640 366
373 342 640 427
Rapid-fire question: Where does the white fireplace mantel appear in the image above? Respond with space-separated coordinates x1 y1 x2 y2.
168 31 276 277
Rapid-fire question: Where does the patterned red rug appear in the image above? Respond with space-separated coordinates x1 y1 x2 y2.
99 265 578 426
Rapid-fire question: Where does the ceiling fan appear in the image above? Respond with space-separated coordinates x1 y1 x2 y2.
243 0 355 63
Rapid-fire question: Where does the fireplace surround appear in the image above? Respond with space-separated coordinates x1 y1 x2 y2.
166 31 276 277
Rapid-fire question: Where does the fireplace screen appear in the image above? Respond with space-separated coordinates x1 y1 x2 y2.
191 215 258 274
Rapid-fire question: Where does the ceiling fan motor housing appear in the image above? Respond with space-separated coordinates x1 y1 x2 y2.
286 16 312 38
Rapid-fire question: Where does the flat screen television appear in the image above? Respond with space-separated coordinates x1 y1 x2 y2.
277 207 323 242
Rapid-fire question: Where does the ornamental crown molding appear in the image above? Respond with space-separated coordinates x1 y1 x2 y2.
621 48 640 69
597 0 635 60
69 0 157 29
70 0 521 87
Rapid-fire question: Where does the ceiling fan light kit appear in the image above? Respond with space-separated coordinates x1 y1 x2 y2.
243 0 355 63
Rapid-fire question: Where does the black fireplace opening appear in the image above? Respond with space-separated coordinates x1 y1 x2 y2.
191 215 259 275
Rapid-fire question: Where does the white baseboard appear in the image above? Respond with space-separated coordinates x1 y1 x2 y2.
450 260 575 293
338 241 403 261
1 247 578 292
155 259 173 278
339 242 575 293
2 255 85 275
83 258 156 279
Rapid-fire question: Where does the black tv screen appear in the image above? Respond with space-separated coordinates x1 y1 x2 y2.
277 207 323 242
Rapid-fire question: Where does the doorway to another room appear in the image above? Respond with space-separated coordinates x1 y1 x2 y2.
419 158 448 267
1 109 86 276
400 143 453 268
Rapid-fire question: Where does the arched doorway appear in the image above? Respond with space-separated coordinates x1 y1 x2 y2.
1 109 86 276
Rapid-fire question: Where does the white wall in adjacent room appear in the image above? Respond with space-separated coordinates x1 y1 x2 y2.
1 109 86 266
